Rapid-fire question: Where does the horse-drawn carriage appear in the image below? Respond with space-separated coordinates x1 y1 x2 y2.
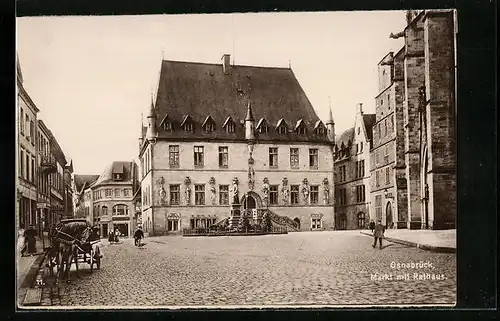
47 219 102 283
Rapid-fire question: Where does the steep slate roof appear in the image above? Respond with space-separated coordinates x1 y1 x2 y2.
335 128 355 148
74 175 100 193
151 60 326 142
93 161 137 186
362 114 376 142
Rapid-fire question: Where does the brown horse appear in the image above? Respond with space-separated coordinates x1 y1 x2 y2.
48 220 99 283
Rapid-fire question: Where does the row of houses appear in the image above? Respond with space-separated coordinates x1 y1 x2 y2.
73 162 140 238
334 9 457 230
16 56 75 235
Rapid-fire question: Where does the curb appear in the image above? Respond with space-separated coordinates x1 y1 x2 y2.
359 231 456 253
20 253 47 306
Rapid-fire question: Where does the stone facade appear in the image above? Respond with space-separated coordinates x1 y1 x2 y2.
369 9 457 230
334 104 374 230
140 140 335 235
84 162 139 238
139 56 335 236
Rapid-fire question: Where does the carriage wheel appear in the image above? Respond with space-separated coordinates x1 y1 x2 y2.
95 247 101 270
90 249 94 273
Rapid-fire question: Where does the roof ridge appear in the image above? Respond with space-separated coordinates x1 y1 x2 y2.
162 59 291 70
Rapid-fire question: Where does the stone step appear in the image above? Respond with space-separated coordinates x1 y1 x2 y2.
23 288 42 306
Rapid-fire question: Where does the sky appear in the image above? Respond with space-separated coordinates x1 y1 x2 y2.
17 11 406 175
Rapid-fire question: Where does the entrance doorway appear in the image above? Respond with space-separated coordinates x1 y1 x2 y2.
244 195 256 209
102 223 108 238
115 223 129 237
386 202 393 228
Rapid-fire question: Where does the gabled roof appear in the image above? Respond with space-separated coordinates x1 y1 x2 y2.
152 59 326 142
256 118 267 129
202 115 215 128
93 161 137 186
222 116 235 128
276 118 288 129
314 120 326 129
74 175 99 193
362 114 376 142
294 119 305 130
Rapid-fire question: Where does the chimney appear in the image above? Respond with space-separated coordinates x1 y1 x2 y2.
356 103 363 114
221 54 231 75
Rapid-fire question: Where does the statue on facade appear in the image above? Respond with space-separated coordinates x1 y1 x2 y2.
322 177 330 205
302 178 310 204
262 177 270 206
232 177 239 204
248 165 255 191
184 176 192 205
281 177 289 204
209 177 216 205
158 177 167 205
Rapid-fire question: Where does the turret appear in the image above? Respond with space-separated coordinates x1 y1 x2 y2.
245 100 255 140
146 98 157 142
326 106 335 142
138 113 144 148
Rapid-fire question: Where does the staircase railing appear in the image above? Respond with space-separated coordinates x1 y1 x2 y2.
267 210 300 231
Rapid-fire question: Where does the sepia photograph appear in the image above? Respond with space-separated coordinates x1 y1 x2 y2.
16 10 457 309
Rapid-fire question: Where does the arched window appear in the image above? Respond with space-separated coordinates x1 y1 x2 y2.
357 212 366 229
113 204 129 216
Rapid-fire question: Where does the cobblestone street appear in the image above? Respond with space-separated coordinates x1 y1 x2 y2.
40 231 456 307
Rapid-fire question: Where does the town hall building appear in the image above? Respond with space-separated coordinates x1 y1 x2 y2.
138 54 335 235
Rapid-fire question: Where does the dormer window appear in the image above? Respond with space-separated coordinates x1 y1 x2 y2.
223 116 236 133
160 114 173 132
181 115 194 132
163 122 172 132
256 118 268 134
202 116 216 132
314 120 326 136
276 119 288 135
184 123 194 132
114 174 122 181
295 119 306 135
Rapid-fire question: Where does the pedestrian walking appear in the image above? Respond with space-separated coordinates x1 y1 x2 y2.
108 229 114 243
114 228 120 243
24 225 37 255
134 227 144 246
369 221 375 233
372 219 385 250
18 225 26 257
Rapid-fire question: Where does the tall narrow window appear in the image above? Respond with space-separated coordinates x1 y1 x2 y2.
290 148 299 169
194 146 204 168
269 147 278 168
290 185 299 204
25 115 30 141
278 126 287 135
30 121 35 145
386 167 390 184
31 156 35 183
219 185 229 205
384 145 390 163
20 108 25 135
310 186 319 204
169 145 179 168
115 189 121 197
195 184 205 205
309 149 319 169
219 146 228 168
375 149 380 164
170 185 180 205
376 171 380 187
26 152 30 182
339 166 346 182
20 149 25 179
269 185 278 205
